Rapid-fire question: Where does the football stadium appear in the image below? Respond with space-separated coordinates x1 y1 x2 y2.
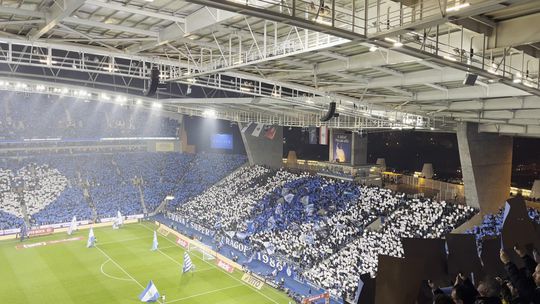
0 1 540 304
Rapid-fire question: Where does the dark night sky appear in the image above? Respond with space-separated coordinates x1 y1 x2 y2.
282 128 540 188
183 120 540 188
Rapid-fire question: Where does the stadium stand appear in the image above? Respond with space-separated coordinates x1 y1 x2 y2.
0 152 246 228
0 98 178 140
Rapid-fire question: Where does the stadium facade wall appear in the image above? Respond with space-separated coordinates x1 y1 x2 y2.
239 124 283 169
457 122 513 214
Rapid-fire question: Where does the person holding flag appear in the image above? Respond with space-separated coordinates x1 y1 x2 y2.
138 280 160 302
87 227 96 248
151 231 158 251
182 252 195 273
19 223 28 242
67 216 77 235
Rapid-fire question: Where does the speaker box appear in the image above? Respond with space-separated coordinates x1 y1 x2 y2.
144 67 160 96
320 101 339 122
463 73 478 86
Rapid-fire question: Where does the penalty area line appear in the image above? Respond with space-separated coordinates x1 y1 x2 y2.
166 283 244 303
139 223 279 304
95 246 163 304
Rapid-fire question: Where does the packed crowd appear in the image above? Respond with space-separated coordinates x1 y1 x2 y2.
250 185 404 268
468 207 540 249
430 247 539 304
177 166 302 232
305 199 476 298
0 97 179 140
0 152 246 229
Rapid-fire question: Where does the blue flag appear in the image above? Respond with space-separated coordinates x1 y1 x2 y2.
67 216 77 235
183 252 194 273
353 276 364 303
501 202 511 249
138 280 160 302
151 231 158 251
20 223 28 242
87 228 95 248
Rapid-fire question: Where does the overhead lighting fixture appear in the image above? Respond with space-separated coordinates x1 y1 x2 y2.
61 88 69 94
202 109 217 118
36 85 46 91
152 102 162 109
135 98 143 105
115 95 127 103
369 45 378 52
101 93 110 100
306 98 314 104
443 55 457 62
446 2 470 12
315 18 332 26
102 66 119 72
513 72 522 83
39 59 58 64
384 37 402 47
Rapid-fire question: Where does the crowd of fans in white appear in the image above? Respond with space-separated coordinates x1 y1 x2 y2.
250 187 405 268
178 166 307 231
0 164 68 218
171 166 477 299
305 200 476 298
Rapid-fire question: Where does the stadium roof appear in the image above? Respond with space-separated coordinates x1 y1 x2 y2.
1 0 540 136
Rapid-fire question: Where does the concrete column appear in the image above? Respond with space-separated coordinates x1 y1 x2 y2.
239 123 283 169
422 163 434 179
531 180 540 199
457 122 513 214
351 133 368 166
376 158 387 171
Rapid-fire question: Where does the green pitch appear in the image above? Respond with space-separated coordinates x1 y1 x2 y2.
0 222 293 304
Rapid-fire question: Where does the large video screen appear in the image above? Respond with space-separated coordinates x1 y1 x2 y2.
211 133 233 150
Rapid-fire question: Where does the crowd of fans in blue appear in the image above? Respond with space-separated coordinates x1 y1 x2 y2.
0 152 246 229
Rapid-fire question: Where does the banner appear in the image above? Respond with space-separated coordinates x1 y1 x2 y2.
220 235 251 254
264 126 277 140
302 292 330 304
255 252 285 271
251 123 264 137
176 237 189 249
155 142 175 152
309 127 318 144
217 259 235 273
332 132 351 163
319 126 328 145
241 273 265 290
28 227 54 237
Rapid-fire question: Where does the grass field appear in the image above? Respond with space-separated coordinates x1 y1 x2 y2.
0 222 293 304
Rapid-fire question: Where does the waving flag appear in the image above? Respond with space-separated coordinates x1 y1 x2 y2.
182 252 194 273
117 211 124 226
353 276 364 303
151 231 158 251
67 216 77 235
87 228 95 248
20 223 28 242
138 280 160 302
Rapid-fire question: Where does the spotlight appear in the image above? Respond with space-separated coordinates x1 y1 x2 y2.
202 109 217 118
152 102 162 109
446 2 470 12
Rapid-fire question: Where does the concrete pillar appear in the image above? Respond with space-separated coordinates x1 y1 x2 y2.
376 158 387 171
239 123 283 169
351 133 368 166
422 163 434 179
457 122 513 214
531 180 540 199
